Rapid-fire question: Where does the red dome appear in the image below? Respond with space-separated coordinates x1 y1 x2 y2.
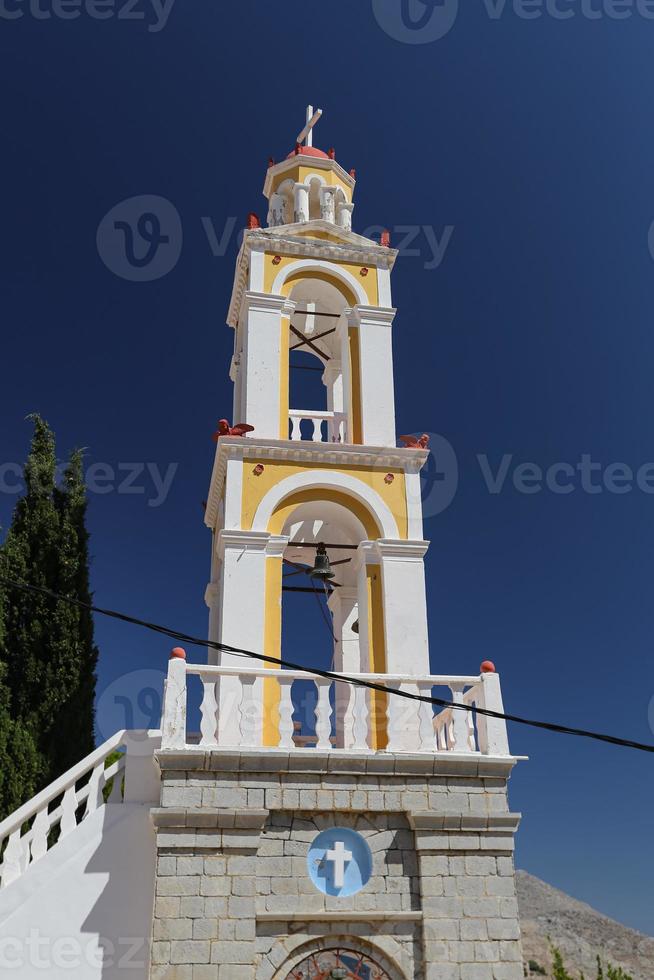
286 145 330 160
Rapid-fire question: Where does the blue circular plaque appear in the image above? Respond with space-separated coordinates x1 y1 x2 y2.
307 827 373 897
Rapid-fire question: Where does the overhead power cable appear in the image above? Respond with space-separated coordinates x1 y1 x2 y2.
1 576 653 755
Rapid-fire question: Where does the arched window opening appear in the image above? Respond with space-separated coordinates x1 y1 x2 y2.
277 502 369 751
287 277 349 443
284 947 392 979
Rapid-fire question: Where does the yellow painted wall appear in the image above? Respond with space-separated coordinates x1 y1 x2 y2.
269 164 352 201
240 458 408 540
366 564 387 750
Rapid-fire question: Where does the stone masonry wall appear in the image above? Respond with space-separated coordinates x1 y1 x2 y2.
149 750 523 980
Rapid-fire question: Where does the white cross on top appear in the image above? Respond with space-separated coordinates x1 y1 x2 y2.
296 105 323 148
325 839 352 889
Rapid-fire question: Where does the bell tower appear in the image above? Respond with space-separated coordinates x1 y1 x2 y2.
152 107 523 980
204 106 432 748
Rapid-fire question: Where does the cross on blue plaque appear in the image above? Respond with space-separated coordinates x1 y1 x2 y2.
307 828 373 897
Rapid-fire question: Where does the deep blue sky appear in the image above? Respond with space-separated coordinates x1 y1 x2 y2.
2 0 654 935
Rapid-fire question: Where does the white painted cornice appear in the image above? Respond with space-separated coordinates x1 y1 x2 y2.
348 305 397 328
216 529 272 558
204 438 430 530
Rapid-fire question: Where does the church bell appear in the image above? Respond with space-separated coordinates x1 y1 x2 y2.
309 542 335 581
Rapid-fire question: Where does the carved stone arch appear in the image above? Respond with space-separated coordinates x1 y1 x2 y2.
263 935 408 980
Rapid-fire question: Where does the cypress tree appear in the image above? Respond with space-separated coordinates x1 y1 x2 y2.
0 415 98 803
53 448 98 770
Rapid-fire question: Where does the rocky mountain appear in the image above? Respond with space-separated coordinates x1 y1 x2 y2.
517 870 654 979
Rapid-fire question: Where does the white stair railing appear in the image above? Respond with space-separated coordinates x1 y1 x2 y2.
161 657 511 758
0 728 159 891
289 409 347 443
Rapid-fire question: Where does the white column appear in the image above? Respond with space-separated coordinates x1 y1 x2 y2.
320 186 337 223
328 587 361 747
293 183 310 223
348 305 397 447
214 530 271 745
337 202 354 231
240 292 294 438
375 539 430 677
322 362 344 413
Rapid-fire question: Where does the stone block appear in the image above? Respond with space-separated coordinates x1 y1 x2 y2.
155 897 181 919
179 897 206 918
154 918 193 941
486 919 520 941
210 940 254 965
157 876 201 897
170 940 211 965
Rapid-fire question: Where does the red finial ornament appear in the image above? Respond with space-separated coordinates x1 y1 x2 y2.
481 661 496 674
246 212 260 230
328 147 336 160
213 419 255 441
381 229 391 248
268 156 275 168
349 168 356 179
170 647 187 660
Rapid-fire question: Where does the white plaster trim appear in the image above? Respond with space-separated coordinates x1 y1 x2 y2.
223 456 244 530
302 171 327 187
377 266 393 308
251 470 400 539
375 539 430 561
216 529 271 558
271 258 369 306
349 304 397 328
266 534 290 558
241 291 289 315
249 248 265 292
405 470 424 540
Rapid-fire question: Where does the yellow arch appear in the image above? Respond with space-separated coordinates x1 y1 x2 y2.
267 487 382 539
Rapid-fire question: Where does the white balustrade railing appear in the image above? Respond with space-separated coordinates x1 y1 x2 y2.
161 658 511 758
0 729 160 891
289 409 347 443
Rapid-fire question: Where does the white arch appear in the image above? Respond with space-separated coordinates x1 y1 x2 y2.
303 171 327 187
271 258 369 306
252 469 400 539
